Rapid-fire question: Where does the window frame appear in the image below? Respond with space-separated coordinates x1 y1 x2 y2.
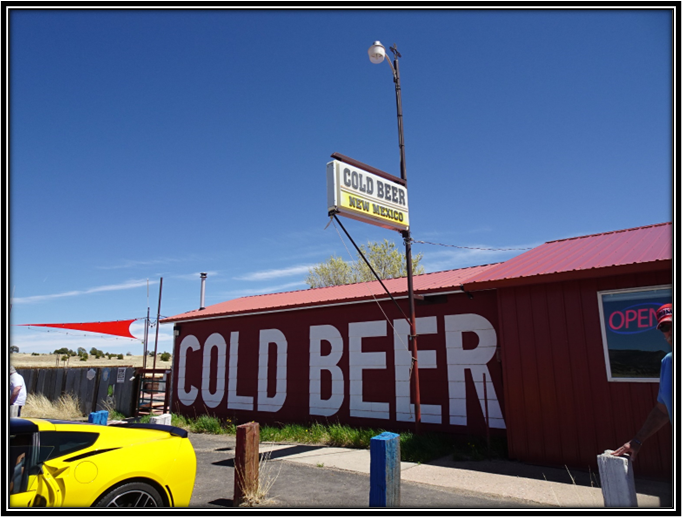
597 284 672 383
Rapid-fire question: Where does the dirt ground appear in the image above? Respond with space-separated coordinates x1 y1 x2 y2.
9 353 172 369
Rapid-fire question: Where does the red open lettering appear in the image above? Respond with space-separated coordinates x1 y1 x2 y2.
608 307 659 332
625 310 638 329
609 311 624 330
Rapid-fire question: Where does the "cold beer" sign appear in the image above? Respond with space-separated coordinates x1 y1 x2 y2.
327 158 409 231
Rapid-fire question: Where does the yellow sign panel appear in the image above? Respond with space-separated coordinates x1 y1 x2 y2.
339 191 409 228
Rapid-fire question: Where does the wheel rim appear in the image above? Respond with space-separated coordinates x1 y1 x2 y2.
106 489 159 507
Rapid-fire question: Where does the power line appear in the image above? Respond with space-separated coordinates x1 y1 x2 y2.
410 238 533 252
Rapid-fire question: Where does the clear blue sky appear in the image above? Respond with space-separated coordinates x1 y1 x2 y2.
8 8 674 354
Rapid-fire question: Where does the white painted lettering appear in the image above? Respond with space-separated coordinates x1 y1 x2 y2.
394 317 441 423
444 314 505 429
182 312 502 431
227 331 254 411
257 329 287 412
349 321 389 419
201 333 226 408
309 325 345 416
178 335 199 406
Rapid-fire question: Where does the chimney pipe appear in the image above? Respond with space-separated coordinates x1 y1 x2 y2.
199 272 207 310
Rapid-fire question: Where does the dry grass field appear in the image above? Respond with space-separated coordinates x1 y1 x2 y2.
10 353 172 369
21 393 86 420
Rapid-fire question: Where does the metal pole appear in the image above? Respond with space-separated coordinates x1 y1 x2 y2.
484 372 490 458
393 52 421 433
152 277 163 373
143 279 150 372
199 272 207 310
142 306 150 372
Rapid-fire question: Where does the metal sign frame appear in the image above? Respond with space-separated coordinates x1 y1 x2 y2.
327 154 409 232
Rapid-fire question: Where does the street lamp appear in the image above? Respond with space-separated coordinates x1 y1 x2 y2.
368 41 422 433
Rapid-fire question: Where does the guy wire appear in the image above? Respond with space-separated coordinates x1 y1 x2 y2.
332 215 412 326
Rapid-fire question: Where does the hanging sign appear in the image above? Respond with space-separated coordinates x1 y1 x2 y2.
327 156 409 232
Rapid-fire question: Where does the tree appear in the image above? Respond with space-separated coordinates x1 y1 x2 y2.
305 239 424 288
305 255 356 288
90 347 104 358
10 345 19 353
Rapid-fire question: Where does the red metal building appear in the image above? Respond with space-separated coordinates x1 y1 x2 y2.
163 222 673 478
461 222 673 479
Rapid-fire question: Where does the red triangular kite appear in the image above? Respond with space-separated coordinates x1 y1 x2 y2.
18 319 139 340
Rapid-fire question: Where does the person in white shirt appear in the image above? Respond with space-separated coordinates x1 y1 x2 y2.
10 366 27 417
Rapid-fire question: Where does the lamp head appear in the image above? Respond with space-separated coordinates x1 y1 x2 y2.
368 41 386 64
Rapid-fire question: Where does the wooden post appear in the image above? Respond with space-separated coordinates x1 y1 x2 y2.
597 450 638 507
234 422 259 506
369 432 401 507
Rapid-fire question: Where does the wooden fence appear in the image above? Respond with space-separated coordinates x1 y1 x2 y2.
15 366 140 417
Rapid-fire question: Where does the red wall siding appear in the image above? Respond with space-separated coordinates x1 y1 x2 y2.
498 270 672 479
171 291 506 436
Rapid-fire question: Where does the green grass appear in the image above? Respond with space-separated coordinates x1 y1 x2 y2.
34 396 505 465
170 413 236 434
259 421 382 449
163 414 507 464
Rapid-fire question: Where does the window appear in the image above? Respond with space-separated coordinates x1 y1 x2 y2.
9 438 32 495
598 285 672 382
38 431 99 462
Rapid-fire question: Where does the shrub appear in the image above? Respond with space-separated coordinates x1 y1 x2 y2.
160 352 171 362
117 354 124 360
22 393 83 420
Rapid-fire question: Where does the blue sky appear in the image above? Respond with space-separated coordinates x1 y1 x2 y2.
8 8 674 355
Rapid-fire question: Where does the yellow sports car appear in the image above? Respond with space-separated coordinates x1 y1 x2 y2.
9 417 196 508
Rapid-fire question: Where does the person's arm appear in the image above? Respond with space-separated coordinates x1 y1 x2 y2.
612 402 669 461
10 385 22 404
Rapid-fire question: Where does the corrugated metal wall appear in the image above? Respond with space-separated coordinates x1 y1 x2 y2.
497 270 672 479
16 366 139 417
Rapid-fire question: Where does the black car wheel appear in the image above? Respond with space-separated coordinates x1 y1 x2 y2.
94 482 164 507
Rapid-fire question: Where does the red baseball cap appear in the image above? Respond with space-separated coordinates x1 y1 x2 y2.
656 303 672 329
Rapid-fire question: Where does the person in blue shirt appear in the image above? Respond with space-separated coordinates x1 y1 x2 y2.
613 303 672 462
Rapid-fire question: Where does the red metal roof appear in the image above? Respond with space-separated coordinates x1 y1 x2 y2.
162 263 499 323
163 222 672 323
463 222 672 290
